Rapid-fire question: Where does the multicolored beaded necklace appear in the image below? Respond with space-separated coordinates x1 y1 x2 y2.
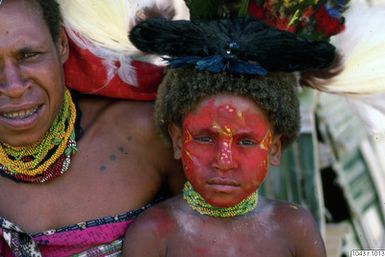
183 182 258 218
0 89 78 183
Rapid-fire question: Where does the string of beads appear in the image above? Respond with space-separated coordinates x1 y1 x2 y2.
183 181 258 218
0 89 78 183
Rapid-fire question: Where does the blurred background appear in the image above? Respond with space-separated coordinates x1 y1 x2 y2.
260 0 385 255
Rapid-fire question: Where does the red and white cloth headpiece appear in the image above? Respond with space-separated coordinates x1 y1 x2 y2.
59 0 189 100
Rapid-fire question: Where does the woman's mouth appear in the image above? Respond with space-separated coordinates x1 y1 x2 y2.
1 106 39 120
0 105 42 130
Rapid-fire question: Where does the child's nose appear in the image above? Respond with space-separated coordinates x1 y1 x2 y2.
212 140 238 171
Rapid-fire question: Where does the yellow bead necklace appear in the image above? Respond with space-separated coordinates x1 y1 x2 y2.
0 89 78 181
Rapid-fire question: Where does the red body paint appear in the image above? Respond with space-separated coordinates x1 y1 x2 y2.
181 95 273 208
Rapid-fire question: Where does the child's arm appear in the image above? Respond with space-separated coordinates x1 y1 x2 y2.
123 207 171 257
287 205 327 257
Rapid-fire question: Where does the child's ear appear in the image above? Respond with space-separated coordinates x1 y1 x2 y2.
269 134 282 166
168 123 183 160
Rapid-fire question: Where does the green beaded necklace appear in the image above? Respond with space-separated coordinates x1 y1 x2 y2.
183 182 258 218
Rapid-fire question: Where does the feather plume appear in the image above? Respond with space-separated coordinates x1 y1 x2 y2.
186 0 248 19
59 0 136 55
130 17 336 74
59 0 189 86
346 93 385 136
321 2 385 136
247 0 349 40
326 2 385 94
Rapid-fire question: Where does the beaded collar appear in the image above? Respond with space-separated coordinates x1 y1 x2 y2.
183 182 258 218
0 89 78 183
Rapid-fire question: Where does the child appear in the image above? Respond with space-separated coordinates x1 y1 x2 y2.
123 17 334 257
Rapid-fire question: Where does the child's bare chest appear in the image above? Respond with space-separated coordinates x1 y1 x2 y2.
166 235 292 257
166 216 293 257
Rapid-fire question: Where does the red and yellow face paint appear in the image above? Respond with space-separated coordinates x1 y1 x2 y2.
180 94 274 208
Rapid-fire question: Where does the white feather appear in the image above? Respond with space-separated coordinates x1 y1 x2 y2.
325 1 385 136
328 2 385 94
58 0 189 86
59 0 136 55
345 93 385 136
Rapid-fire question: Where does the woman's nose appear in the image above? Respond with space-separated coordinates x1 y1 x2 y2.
0 61 29 98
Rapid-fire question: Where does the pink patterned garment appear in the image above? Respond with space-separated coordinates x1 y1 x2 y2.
0 206 148 257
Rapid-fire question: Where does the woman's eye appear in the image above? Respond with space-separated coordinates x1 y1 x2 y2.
20 52 40 60
238 138 257 146
194 136 214 143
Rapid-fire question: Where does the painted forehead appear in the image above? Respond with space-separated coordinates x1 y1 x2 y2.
188 95 270 124
200 94 260 112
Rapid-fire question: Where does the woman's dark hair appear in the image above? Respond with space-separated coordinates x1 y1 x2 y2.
37 0 62 42
155 67 300 148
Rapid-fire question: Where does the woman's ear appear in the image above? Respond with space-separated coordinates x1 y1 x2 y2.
269 134 282 166
57 26 69 64
168 123 183 160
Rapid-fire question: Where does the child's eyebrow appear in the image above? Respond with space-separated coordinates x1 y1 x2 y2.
234 131 260 137
189 128 216 134
233 131 265 140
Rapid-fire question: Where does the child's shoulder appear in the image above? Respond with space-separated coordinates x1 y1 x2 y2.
258 197 320 233
130 195 188 232
257 197 326 255
123 196 187 255
260 197 313 215
123 196 185 247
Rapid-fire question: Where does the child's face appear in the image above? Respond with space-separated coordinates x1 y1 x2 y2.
170 94 282 208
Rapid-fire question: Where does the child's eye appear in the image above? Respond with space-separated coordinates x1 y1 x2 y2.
194 136 214 144
238 138 257 146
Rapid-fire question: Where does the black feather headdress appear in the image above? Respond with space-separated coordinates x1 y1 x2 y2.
130 17 336 75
